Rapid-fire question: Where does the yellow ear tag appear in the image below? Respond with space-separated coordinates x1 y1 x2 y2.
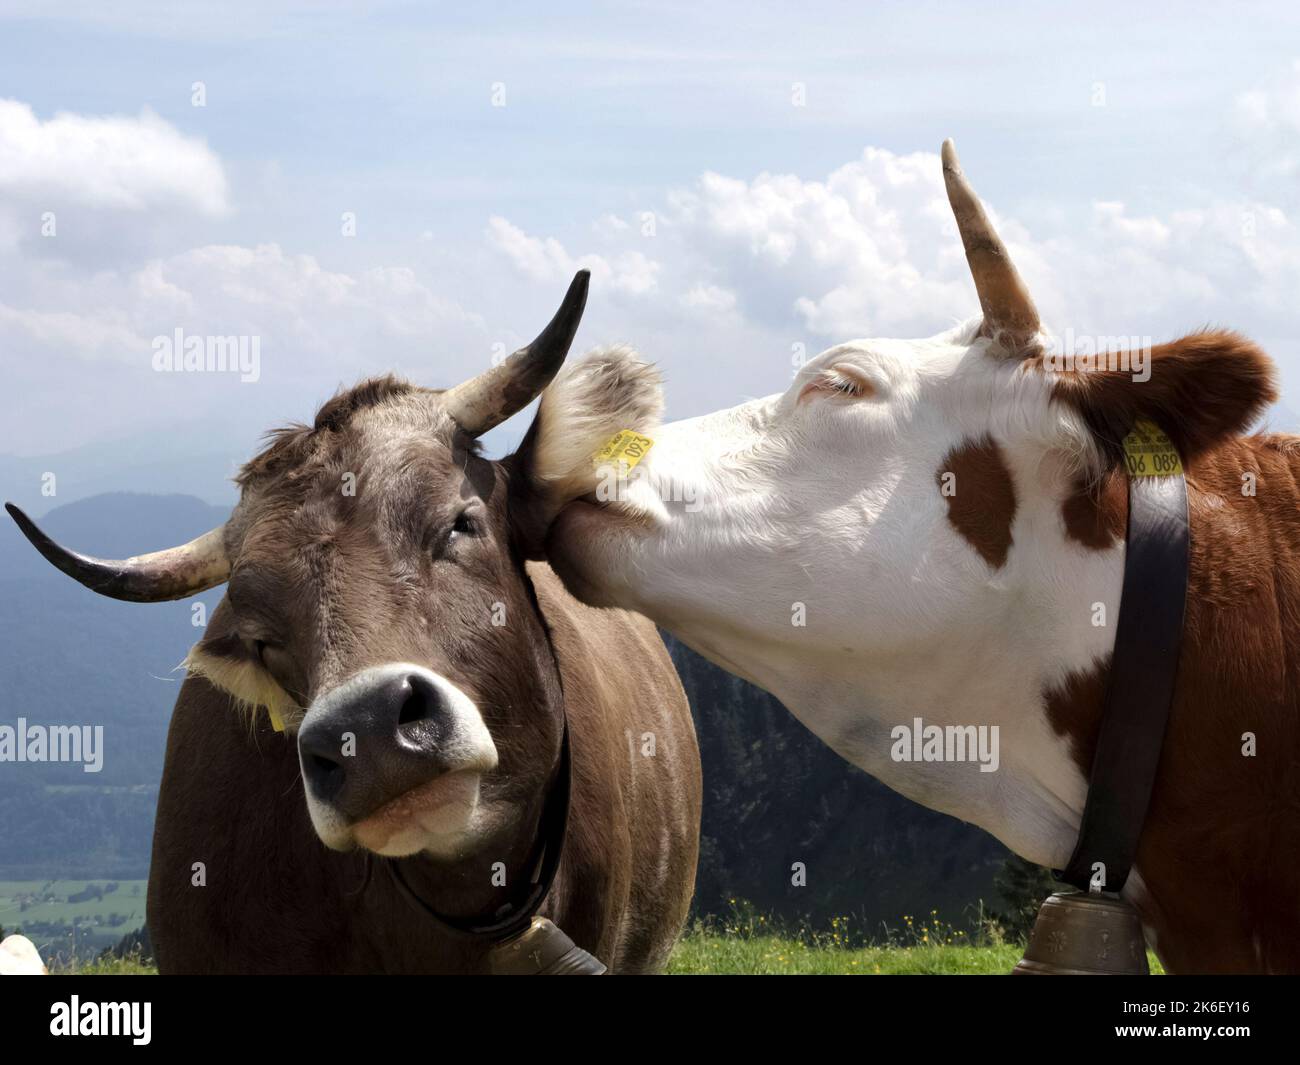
266 705 286 733
1122 418 1183 478
593 430 654 471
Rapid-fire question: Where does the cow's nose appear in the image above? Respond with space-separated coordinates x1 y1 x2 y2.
298 668 456 822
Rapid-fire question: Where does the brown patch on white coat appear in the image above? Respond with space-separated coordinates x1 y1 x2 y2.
937 435 1019 569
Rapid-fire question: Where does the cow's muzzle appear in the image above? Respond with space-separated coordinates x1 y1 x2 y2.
297 663 498 855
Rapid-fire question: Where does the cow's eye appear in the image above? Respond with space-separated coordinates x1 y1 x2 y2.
255 639 296 684
797 365 877 405
434 510 481 558
254 639 286 672
825 366 875 398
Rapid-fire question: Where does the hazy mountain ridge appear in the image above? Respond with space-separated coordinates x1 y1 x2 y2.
0 494 227 879
0 430 245 513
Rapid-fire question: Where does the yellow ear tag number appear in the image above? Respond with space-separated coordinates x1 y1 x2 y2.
1122 418 1183 478
266 705 286 733
594 430 654 471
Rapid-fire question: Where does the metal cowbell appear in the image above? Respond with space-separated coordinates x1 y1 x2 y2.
485 916 608 975
1012 891 1149 975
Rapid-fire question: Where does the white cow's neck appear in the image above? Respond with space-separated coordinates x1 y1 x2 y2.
657 433 1126 873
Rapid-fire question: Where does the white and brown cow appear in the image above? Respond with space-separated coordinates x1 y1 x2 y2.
547 141 1298 973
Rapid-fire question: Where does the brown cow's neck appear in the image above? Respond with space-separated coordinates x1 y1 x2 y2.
1046 439 1300 973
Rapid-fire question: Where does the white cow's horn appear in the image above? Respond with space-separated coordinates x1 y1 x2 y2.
443 270 590 435
5 502 230 602
941 139 1041 353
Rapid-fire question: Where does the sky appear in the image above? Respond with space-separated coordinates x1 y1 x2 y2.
1 1 1299 505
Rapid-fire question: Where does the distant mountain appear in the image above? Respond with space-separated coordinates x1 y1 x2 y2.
0 493 228 879
0 427 246 513
0 491 1008 931
0 402 537 515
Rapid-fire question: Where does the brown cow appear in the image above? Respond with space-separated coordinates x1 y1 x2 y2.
8 273 702 973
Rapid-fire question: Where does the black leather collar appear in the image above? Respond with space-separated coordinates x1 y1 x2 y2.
1057 418 1190 893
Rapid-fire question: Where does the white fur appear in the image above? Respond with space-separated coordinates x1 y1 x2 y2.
0 934 46 975
182 647 302 732
562 319 1124 869
532 345 665 504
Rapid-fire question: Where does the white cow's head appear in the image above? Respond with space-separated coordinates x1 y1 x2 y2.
544 140 1276 865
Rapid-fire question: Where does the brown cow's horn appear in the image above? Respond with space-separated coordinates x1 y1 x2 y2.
442 270 590 435
941 139 1041 353
4 502 230 603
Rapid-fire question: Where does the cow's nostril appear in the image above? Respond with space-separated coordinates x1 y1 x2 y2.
396 674 440 727
298 668 459 822
301 744 346 802
309 752 341 776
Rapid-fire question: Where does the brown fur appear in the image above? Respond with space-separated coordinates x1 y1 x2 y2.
1061 469 1128 550
936 435 1018 568
1051 330 1278 463
1043 332 1300 973
147 378 701 973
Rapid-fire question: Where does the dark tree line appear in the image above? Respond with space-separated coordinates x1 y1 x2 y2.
664 635 1018 936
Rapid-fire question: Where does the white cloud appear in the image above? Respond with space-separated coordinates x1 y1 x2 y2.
1235 60 1300 177
0 99 230 215
0 241 497 453
528 141 1300 348
0 242 486 371
668 149 988 337
681 283 738 316
487 215 660 295
595 213 630 236
0 303 147 358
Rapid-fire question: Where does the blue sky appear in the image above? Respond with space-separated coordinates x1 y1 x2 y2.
1 1 1299 505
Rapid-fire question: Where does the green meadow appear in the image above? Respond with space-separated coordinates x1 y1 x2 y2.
0 879 148 963
71 934 1162 976
44 903 1164 975
667 928 1165 974
665 905 1165 974
668 929 1024 974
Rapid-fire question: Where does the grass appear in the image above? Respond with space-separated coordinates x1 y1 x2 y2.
668 930 1025 974
51 902 1166 975
71 940 1163 975
64 952 157 975
82 941 1026 976
665 904 1166 975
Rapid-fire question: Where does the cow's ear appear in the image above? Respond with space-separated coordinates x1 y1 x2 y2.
509 346 663 557
1054 330 1277 461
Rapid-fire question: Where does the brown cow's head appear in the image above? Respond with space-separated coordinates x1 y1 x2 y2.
7 272 664 860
